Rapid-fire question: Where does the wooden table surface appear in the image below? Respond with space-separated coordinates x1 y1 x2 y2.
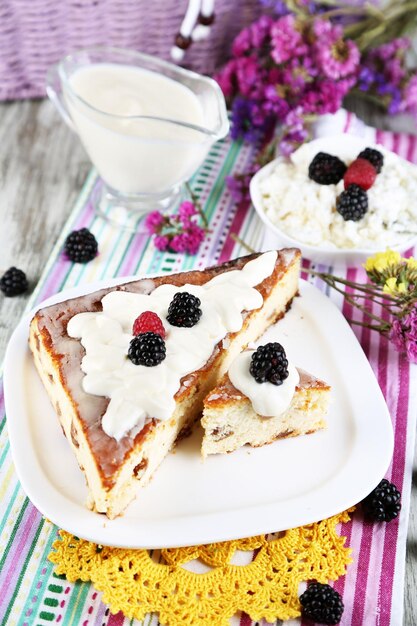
0 97 416 623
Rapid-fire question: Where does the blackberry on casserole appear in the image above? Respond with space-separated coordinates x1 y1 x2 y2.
336 184 368 221
358 147 384 174
167 291 202 327
362 478 401 522
308 152 347 185
64 228 98 263
0 267 28 297
249 342 289 385
300 582 344 625
128 332 166 366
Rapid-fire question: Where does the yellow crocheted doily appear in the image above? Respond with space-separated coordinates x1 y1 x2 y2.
49 509 353 625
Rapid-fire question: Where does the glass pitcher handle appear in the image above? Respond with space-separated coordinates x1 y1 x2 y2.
46 64 76 132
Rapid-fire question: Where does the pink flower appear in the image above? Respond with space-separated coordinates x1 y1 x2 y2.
312 20 359 80
301 78 354 115
235 56 262 98
250 15 274 49
153 235 170 251
232 15 273 57
169 233 189 252
178 201 197 226
270 15 306 64
232 25 253 57
389 306 417 363
144 210 164 234
215 60 238 98
185 224 205 255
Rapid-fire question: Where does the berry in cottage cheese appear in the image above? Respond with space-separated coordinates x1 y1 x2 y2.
258 135 417 250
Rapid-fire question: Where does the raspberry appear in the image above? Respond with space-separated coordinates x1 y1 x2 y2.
336 184 368 221
362 478 401 522
64 228 98 263
0 267 28 297
249 343 289 385
133 311 165 338
300 583 344 625
128 332 166 367
358 147 384 173
308 152 347 185
343 158 377 190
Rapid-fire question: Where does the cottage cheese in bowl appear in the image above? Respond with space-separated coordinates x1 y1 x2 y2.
250 135 417 263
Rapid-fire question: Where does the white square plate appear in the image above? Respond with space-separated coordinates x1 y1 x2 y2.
5 278 393 548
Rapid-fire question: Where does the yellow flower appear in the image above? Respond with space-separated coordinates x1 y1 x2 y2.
383 277 407 295
364 250 402 273
407 257 417 270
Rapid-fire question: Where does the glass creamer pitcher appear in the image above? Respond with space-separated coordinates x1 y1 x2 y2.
47 47 229 226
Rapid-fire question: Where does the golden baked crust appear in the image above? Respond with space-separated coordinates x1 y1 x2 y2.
204 370 330 408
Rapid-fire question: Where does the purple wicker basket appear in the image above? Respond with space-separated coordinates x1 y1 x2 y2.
0 0 260 101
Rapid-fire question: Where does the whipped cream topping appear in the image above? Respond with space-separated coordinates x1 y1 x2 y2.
259 135 417 250
228 350 299 417
67 251 278 440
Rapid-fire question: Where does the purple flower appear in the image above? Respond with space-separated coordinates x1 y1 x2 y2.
368 37 410 62
226 174 249 204
258 0 290 16
279 128 308 156
377 83 402 114
215 60 238 99
231 97 268 143
270 15 307 64
153 235 170 251
279 107 308 155
385 57 407 85
401 75 417 117
263 85 290 120
358 66 379 91
144 210 164 234
359 38 415 116
389 306 417 363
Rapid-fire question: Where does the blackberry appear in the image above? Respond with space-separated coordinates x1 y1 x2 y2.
128 332 166 367
308 152 347 185
249 342 289 385
362 478 401 522
358 147 384 174
167 292 202 327
300 583 344 625
336 184 368 221
64 228 98 263
0 267 28 297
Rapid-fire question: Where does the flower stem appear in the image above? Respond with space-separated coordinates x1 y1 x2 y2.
186 182 209 229
349 319 390 333
230 233 256 254
305 268 396 301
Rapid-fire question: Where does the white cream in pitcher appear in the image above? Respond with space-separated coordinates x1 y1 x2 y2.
65 63 208 194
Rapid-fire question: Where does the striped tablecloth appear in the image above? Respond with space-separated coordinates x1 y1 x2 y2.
1 116 416 626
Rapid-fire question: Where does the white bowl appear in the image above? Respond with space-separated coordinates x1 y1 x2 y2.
250 155 417 267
